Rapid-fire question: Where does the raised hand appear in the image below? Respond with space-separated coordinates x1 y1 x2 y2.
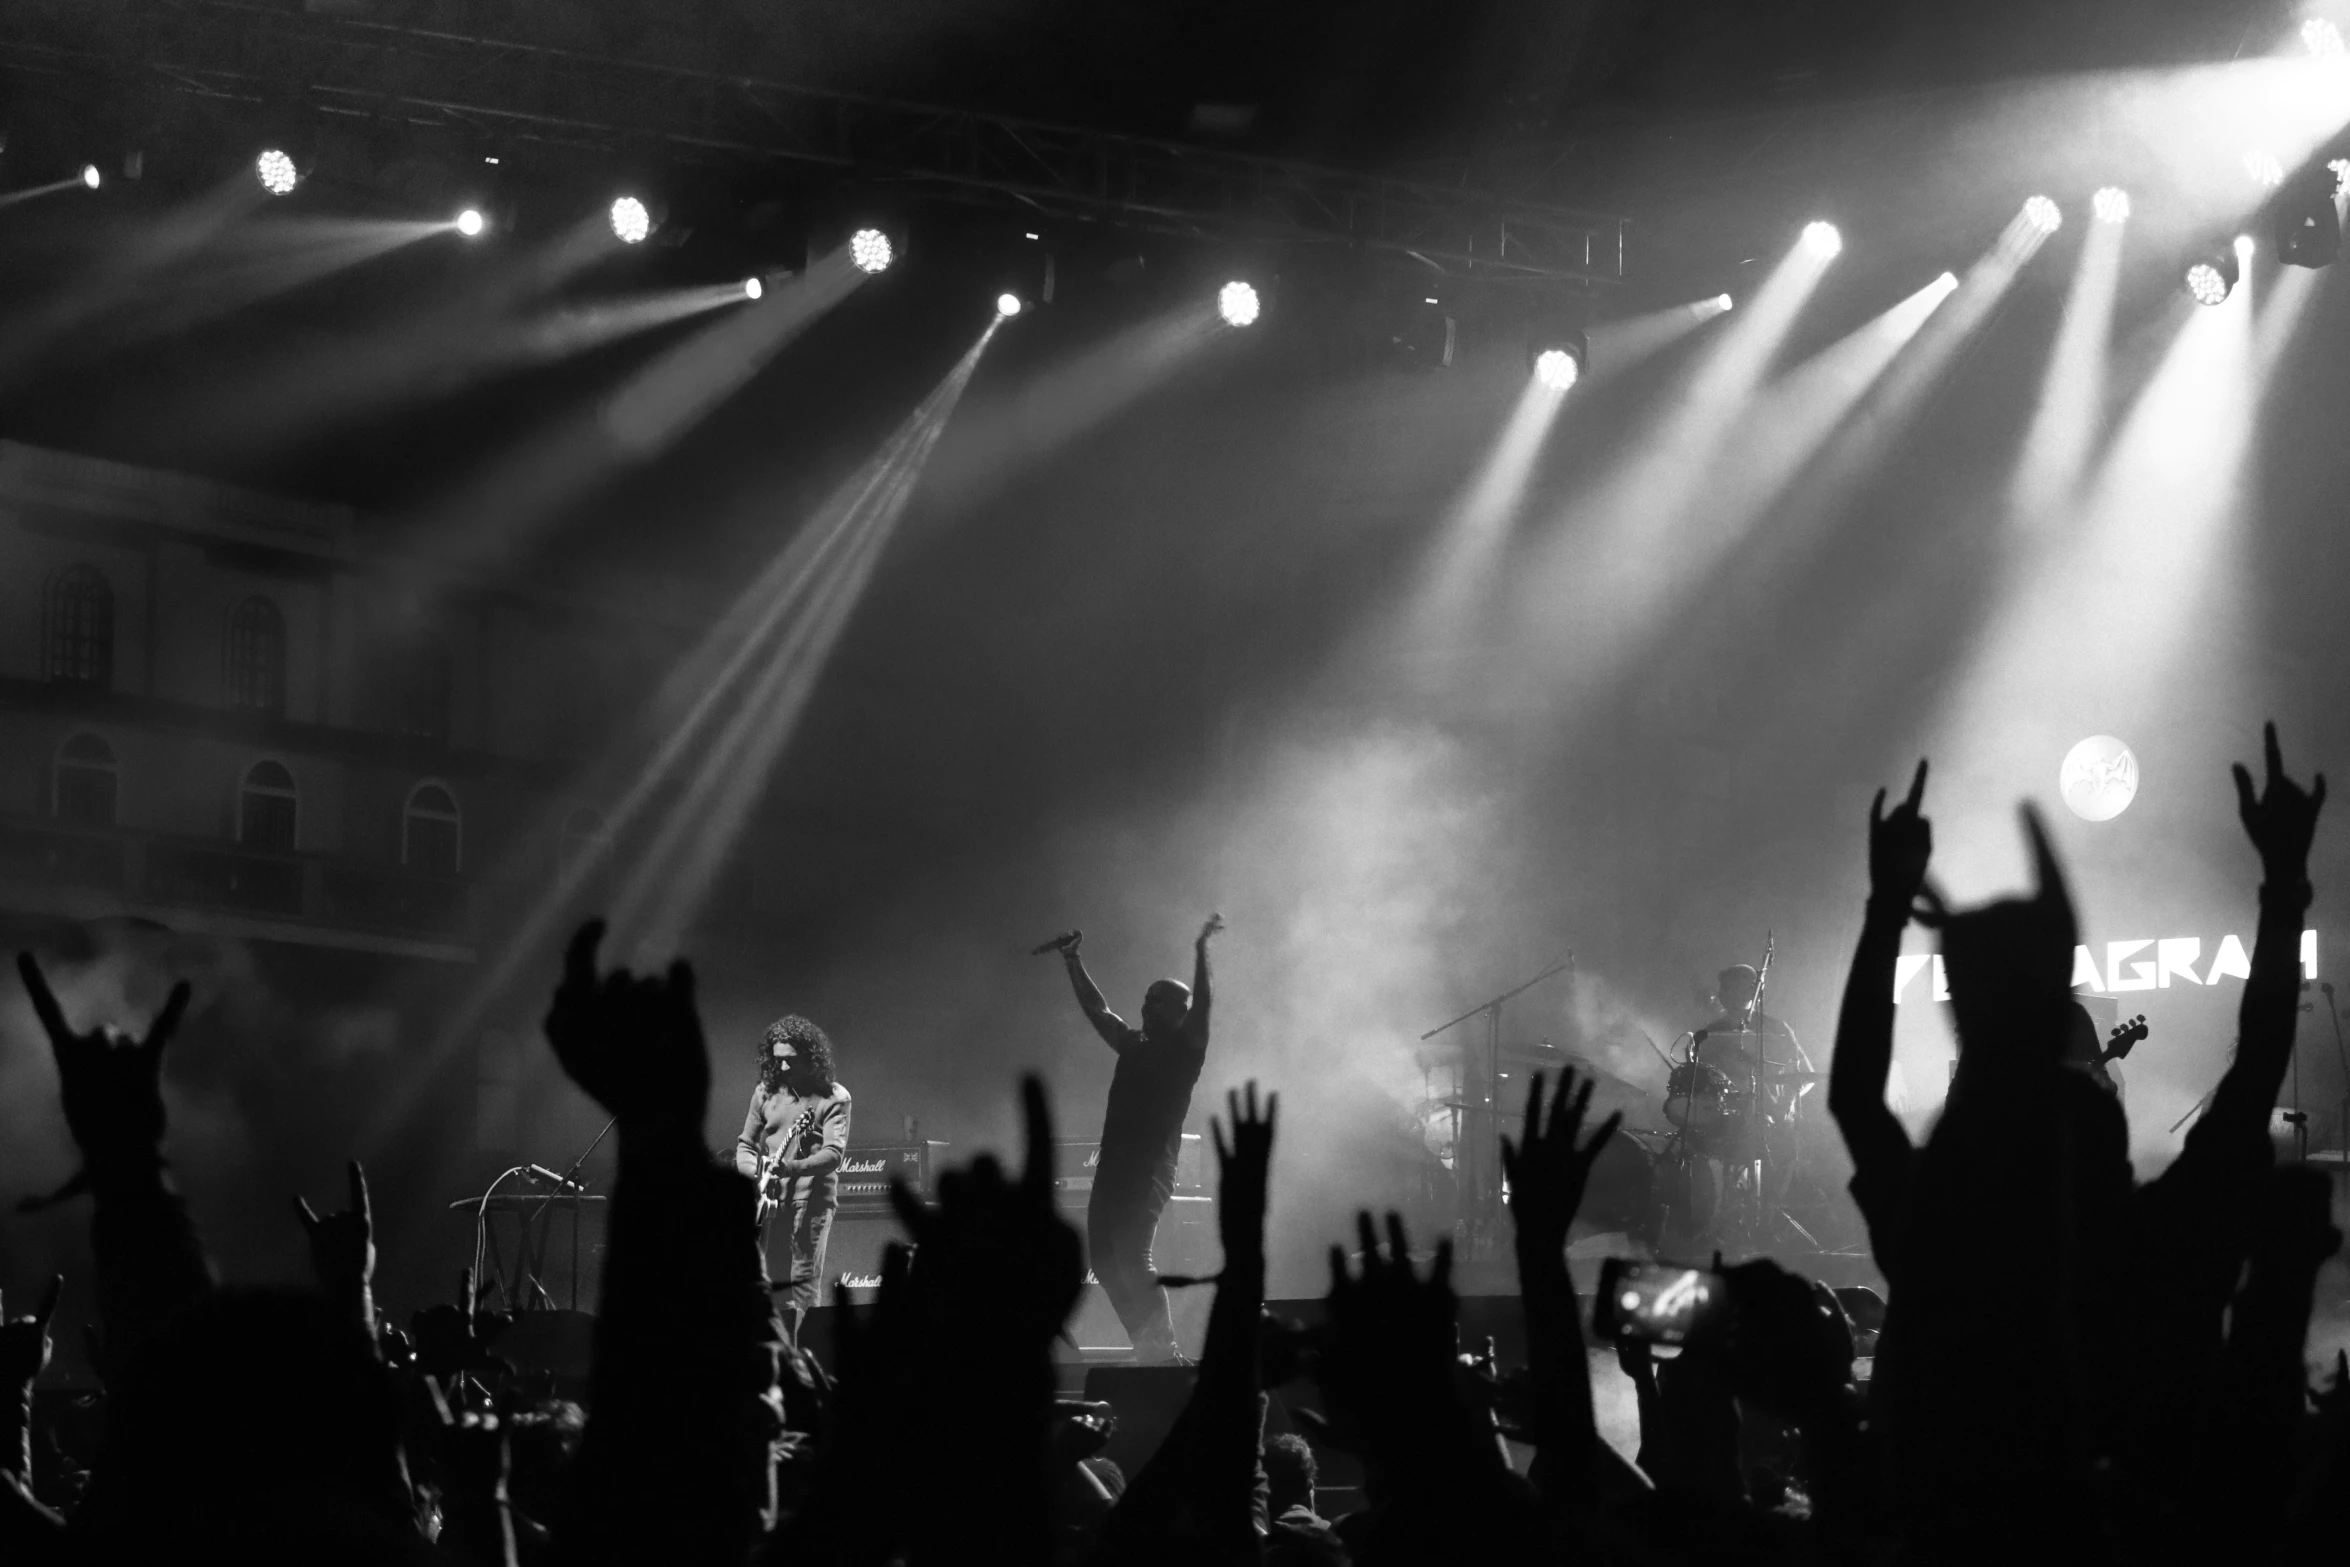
1197 912 1226 946
17 953 192 1170
1210 1082 1277 1260
2233 722 2326 885
1868 759 1932 911
1500 1069 1622 1263
294 1161 376 1322
889 1075 1084 1349
543 920 709 1139
0 1277 61 1388
1316 1213 1459 1460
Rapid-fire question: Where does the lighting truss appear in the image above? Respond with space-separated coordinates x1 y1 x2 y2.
0 2 1629 289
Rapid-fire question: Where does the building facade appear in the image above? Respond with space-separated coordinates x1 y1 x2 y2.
0 439 650 966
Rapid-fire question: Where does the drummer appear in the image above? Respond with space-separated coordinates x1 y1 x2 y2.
1691 964 1812 1120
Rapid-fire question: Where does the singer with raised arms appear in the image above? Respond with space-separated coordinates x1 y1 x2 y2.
1041 913 1223 1363
734 1015 851 1348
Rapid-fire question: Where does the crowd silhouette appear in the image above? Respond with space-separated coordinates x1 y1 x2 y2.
1 725 2343 1564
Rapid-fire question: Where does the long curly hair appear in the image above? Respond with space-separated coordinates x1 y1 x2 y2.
758 1014 835 1096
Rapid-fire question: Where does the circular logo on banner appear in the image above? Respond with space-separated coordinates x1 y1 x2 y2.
2061 735 2139 822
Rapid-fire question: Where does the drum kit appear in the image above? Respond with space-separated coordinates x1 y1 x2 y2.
1415 949 1861 1266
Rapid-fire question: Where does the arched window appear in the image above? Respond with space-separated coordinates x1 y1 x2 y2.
557 804 608 880
53 733 118 826
44 566 115 688
403 781 462 875
225 597 287 712
238 759 298 852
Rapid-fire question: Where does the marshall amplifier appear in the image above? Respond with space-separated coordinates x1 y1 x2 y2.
1051 1135 1206 1210
835 1140 948 1217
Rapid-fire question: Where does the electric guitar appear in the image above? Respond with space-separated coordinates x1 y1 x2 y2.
754 1106 820 1227
2085 1015 2148 1096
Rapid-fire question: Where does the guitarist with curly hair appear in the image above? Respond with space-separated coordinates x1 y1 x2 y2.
734 1015 851 1346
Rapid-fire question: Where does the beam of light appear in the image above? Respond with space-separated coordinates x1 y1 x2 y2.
399 247 866 582
0 177 263 387
1393 375 1574 664
0 172 100 209
151 218 641 464
915 297 1229 515
2009 192 2127 527
1921 284 2255 906
608 322 1000 961
1498 235 1850 698
359 326 1003 1153
1571 294 1737 384
1732 203 2056 580
69 217 452 356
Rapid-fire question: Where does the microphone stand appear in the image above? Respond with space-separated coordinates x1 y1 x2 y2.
1420 954 1574 1260
535 1117 618 1311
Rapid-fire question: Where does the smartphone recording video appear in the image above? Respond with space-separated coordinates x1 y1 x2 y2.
1594 1258 1731 1347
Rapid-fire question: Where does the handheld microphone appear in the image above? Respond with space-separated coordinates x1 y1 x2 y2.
1031 930 1080 956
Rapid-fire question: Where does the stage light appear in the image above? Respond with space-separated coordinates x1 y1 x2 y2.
2236 233 2256 260
2245 150 2286 189
2183 246 2239 305
454 208 486 237
1217 279 1262 327
609 196 651 244
2305 17 2345 55
1715 293 1734 311
849 227 894 274
80 164 100 190
996 291 1024 318
1530 327 1587 392
256 148 298 196
2273 165 2344 268
2092 186 2130 224
1802 220 1843 259
2023 195 2061 233
1532 348 1579 391
743 276 764 301
2060 735 2139 822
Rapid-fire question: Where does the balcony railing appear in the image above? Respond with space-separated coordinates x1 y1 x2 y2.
0 816 472 947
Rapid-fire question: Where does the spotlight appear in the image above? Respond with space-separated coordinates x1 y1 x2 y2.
1217 279 1262 328
1802 220 1843 259
2244 150 2286 189
2023 194 2061 233
2236 233 2256 261
454 208 486 237
2304 17 2345 55
609 196 652 244
255 148 298 196
1529 329 1587 392
2092 186 2131 224
1714 292 1735 311
849 227 894 274
80 163 101 191
2273 165 2343 268
996 291 1024 318
742 276 764 301
2183 245 2239 306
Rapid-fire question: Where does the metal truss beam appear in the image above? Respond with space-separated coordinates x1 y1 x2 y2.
0 2 1628 288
